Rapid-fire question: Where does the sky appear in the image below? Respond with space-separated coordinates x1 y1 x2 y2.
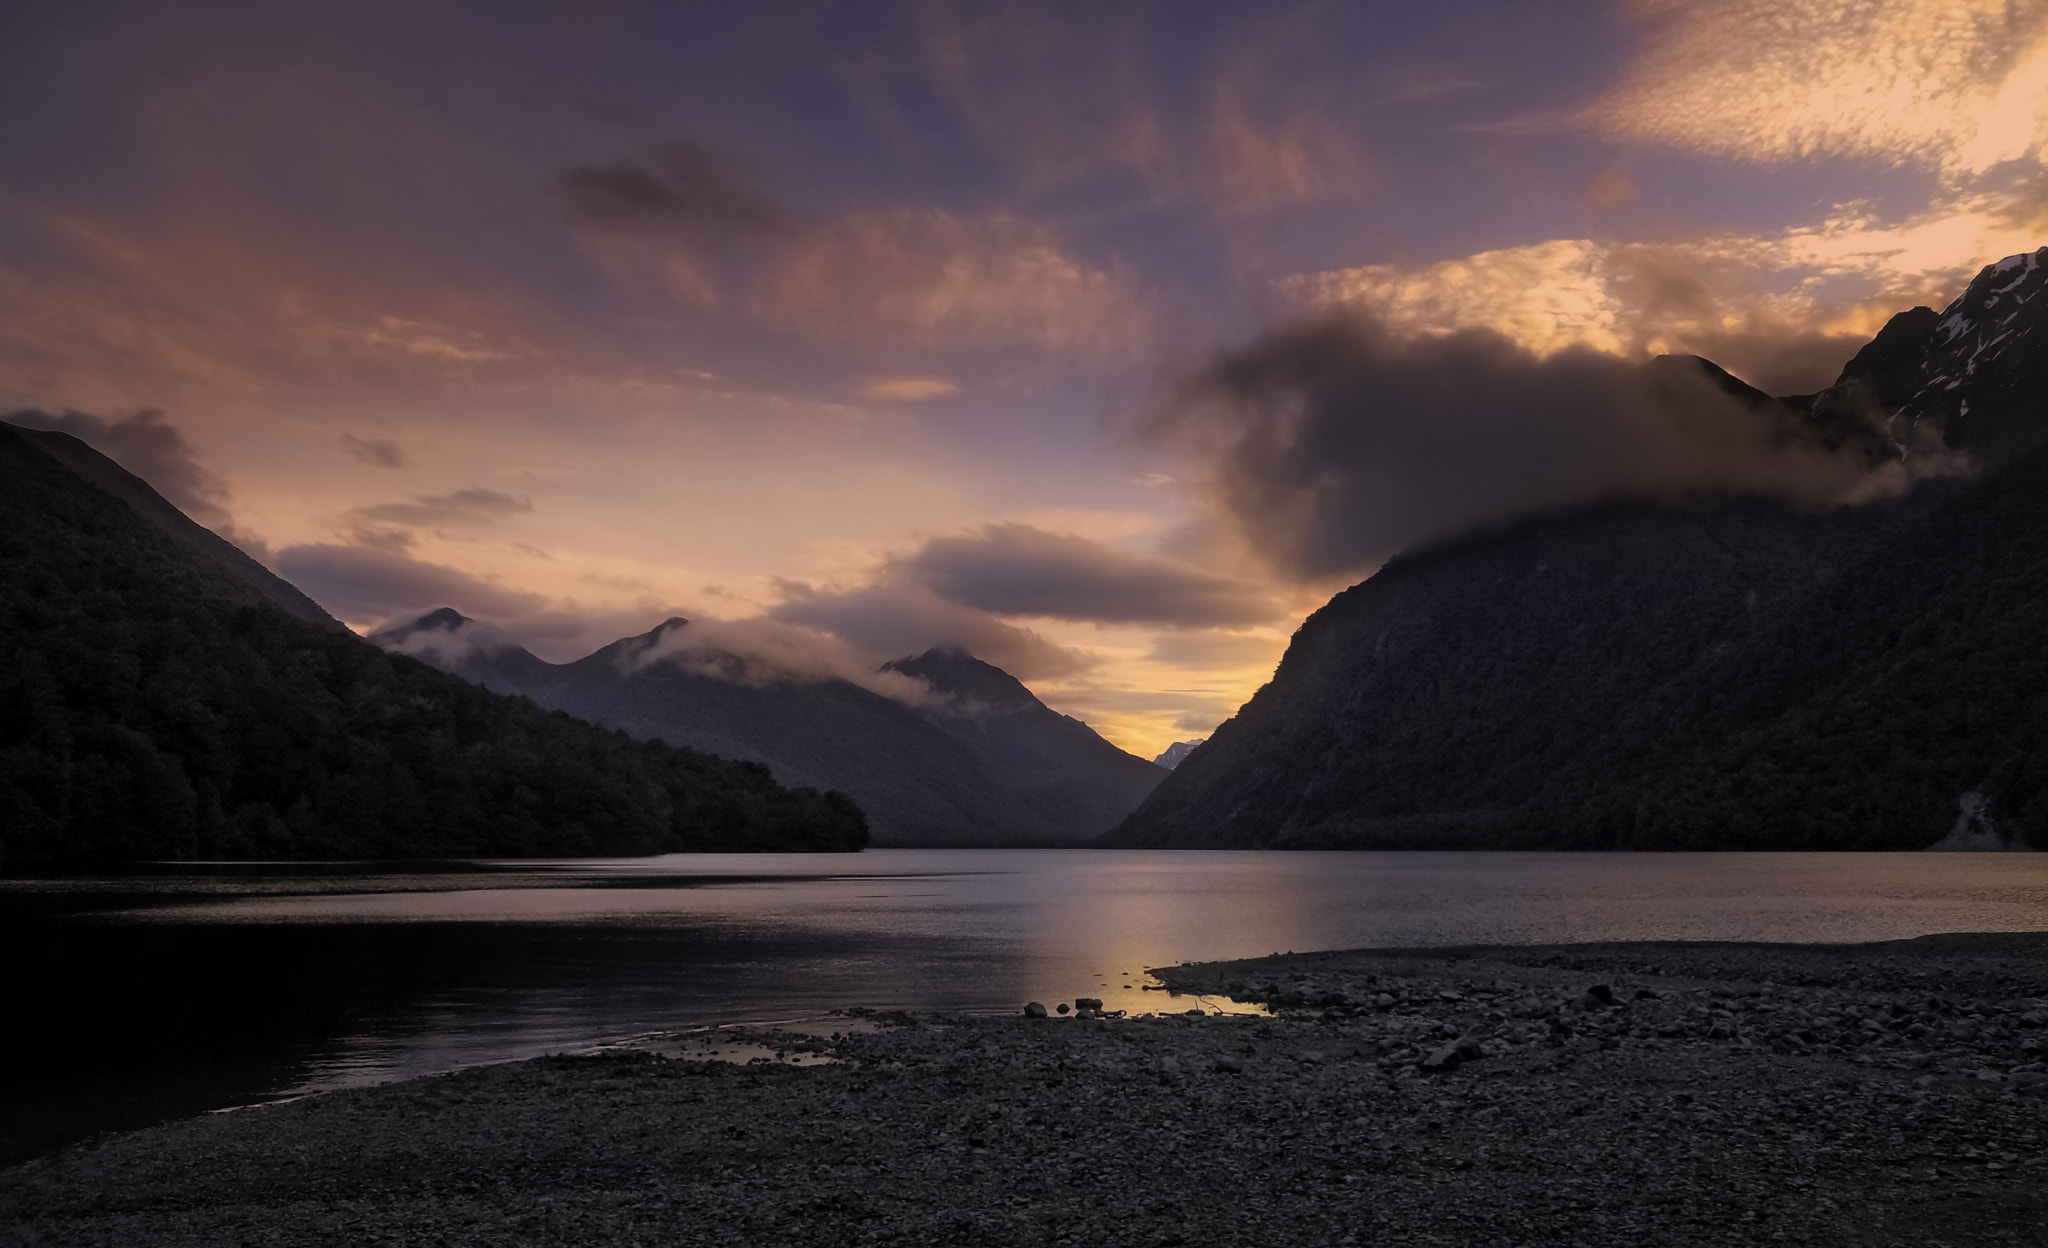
6 0 2048 756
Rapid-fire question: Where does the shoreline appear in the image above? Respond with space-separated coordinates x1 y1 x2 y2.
4 933 2046 1246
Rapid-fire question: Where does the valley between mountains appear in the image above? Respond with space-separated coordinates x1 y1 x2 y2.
11 251 2048 858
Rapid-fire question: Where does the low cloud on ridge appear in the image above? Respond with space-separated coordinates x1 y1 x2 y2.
632 616 938 707
1160 311 1963 581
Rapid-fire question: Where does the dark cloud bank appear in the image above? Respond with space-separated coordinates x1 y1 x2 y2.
354 488 531 528
902 523 1274 628
1163 313 1928 580
560 138 791 237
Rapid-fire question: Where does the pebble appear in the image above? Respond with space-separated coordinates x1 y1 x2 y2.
5 934 2045 1247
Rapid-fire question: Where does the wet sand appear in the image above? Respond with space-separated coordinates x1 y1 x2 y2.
3 933 2045 1246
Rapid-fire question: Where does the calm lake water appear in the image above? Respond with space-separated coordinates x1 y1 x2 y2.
5 848 2046 1164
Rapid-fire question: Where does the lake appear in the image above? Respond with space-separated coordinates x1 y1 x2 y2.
5 848 2046 1165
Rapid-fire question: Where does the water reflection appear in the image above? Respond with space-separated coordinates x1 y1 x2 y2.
3 849 2044 1165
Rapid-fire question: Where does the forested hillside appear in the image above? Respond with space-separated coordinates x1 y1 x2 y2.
0 423 868 862
1110 252 2048 852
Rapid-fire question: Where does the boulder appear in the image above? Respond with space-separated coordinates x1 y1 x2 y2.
1419 1042 1463 1073
1023 1001 1048 1019
1075 997 1104 1011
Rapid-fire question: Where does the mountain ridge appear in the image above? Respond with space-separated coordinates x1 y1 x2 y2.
1107 249 2048 852
0 423 868 861
376 614 1164 846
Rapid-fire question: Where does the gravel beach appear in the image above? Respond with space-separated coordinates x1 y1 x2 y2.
4 932 2046 1246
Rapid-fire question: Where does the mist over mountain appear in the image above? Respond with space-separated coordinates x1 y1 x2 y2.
375 612 1165 846
0 424 868 861
1109 249 2048 852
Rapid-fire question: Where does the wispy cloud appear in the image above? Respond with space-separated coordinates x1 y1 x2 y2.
559 139 793 237
341 432 404 468
860 375 960 402
1284 183 2048 394
354 488 532 528
755 209 1149 355
1597 0 2048 178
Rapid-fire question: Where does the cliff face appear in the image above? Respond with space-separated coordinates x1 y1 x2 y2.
1108 251 2048 851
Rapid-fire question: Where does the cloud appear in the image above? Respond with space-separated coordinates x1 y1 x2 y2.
902 523 1280 627
1284 187 2048 395
1161 311 1943 580
1595 0 2048 179
277 542 548 623
1144 630 1287 671
861 375 960 402
753 522 1284 684
769 576 1095 682
3 406 270 557
1209 62 1355 214
354 488 532 528
632 616 937 706
1581 170 1638 212
559 139 792 236
372 609 528 669
1290 237 1857 389
341 433 405 468
7 406 230 524
755 209 1148 354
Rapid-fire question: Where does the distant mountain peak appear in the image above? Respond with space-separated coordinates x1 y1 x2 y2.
370 606 473 645
881 647 1039 714
1815 244 2048 465
1153 738 1207 770
640 616 691 644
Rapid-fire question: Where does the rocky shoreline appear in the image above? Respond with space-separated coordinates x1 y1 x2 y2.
4 933 2046 1246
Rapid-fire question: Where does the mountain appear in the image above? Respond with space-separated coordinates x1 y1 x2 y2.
11 424 343 632
378 613 1165 846
1152 739 1206 770
881 648 1166 836
1108 249 2048 852
369 607 566 700
0 423 868 862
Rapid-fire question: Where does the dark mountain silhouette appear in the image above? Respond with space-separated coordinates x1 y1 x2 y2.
1109 249 2048 852
0 423 867 862
11 424 343 632
370 607 566 700
882 648 1166 837
378 613 1165 846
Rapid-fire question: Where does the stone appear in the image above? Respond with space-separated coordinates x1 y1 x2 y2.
1075 998 1104 1011
1057 1003 1071 1015
1419 1042 1462 1073
1023 1002 1048 1018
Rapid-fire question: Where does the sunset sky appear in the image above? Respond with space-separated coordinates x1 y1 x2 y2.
7 0 2048 755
